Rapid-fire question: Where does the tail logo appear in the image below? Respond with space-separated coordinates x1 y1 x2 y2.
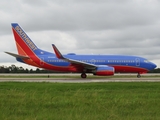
15 25 37 51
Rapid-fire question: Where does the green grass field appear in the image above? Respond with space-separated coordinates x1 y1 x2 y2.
0 82 160 120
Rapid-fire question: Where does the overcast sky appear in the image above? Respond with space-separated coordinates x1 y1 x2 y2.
1 0 160 69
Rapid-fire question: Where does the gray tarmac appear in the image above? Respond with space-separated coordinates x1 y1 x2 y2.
0 78 160 83
0 73 160 83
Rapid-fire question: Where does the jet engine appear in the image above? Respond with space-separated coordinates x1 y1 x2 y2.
93 65 114 76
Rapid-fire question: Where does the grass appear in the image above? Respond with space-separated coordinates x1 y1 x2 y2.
0 82 160 120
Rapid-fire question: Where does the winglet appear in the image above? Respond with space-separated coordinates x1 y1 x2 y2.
52 44 64 59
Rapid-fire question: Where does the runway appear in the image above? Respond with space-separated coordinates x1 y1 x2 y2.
0 73 160 83
0 78 160 83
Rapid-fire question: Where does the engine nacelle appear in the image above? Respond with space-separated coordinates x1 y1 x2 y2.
94 65 114 76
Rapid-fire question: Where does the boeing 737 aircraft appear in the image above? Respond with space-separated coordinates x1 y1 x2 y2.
5 23 157 78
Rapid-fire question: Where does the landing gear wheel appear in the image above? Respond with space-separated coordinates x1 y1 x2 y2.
81 73 87 78
137 74 141 78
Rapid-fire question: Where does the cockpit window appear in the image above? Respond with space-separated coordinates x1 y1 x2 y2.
144 60 149 63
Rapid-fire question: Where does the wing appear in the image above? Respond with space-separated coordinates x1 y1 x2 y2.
52 44 96 69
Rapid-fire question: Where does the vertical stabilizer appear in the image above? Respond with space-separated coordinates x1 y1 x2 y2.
11 23 39 56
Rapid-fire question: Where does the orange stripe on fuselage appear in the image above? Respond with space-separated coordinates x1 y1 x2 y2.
16 41 41 67
16 42 27 56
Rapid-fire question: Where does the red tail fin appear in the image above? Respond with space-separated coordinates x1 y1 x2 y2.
11 23 39 56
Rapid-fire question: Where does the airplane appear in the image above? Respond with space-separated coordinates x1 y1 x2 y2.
5 23 157 78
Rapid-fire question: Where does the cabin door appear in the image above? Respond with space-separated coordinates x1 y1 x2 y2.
135 58 140 66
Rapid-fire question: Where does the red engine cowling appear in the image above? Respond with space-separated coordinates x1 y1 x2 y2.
94 65 114 76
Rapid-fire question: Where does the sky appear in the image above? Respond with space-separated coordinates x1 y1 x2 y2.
0 0 160 69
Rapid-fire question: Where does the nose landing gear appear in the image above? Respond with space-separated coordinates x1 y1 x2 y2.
137 73 141 78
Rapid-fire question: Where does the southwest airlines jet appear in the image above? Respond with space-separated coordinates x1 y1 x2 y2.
5 23 157 78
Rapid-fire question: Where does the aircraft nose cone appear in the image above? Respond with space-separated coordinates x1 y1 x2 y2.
151 62 157 69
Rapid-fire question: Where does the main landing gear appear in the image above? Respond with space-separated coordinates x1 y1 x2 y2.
81 73 87 78
137 73 141 78
81 73 141 78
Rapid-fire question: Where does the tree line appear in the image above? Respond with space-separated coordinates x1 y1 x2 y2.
148 68 160 73
0 64 159 73
0 65 58 73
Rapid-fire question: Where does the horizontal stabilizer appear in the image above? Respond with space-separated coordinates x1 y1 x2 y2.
5 52 30 59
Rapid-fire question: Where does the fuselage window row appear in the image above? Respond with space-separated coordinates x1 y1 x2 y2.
47 59 135 63
108 60 135 63
47 60 106 63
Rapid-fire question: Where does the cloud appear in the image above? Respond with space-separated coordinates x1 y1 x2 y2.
0 0 160 68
